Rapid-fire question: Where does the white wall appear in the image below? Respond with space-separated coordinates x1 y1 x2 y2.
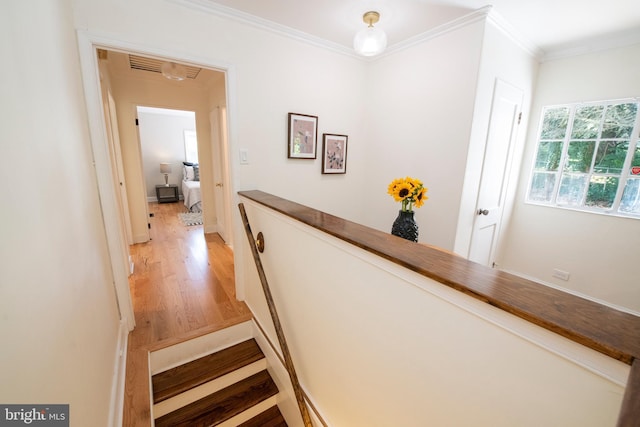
137 108 196 198
74 0 367 216
76 0 368 246
500 43 640 313
76 0 540 258
363 21 485 250
240 198 628 427
0 1 122 425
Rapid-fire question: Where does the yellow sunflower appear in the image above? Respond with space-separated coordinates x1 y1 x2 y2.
390 181 413 202
413 186 429 208
387 178 402 195
388 176 429 211
407 177 422 189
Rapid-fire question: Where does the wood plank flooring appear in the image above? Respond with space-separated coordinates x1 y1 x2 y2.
122 201 252 427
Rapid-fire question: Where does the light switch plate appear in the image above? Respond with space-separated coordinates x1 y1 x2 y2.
239 149 249 164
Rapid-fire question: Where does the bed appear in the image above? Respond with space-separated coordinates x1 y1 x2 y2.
182 163 202 212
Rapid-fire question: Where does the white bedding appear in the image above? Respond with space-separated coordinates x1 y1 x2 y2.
182 180 202 212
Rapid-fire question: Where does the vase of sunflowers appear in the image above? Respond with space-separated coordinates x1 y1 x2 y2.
387 177 428 242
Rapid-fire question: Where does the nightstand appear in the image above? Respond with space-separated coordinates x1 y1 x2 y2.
156 184 179 203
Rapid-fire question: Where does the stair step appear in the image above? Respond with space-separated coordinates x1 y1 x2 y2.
155 370 279 427
153 358 268 419
238 405 288 427
152 338 265 404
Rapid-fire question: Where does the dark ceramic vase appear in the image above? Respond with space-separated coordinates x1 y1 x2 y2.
391 210 419 242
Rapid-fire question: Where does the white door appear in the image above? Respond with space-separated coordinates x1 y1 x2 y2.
105 91 133 246
210 107 230 244
468 79 523 266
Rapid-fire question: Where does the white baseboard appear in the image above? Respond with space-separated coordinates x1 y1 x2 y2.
147 196 185 203
108 320 129 427
132 233 148 243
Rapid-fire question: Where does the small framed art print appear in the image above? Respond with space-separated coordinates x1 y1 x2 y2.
288 113 318 159
321 133 348 174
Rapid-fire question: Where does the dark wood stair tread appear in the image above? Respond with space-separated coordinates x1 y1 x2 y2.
152 339 265 403
155 370 278 427
238 405 288 427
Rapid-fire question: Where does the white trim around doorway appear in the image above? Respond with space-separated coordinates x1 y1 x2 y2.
75 29 244 334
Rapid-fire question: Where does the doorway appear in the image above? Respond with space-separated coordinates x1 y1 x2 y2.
98 50 229 246
77 32 235 331
136 106 199 216
468 79 523 267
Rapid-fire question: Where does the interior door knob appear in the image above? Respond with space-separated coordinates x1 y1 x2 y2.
215 182 223 187
477 209 489 216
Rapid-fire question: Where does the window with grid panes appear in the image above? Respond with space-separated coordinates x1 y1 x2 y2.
527 99 640 217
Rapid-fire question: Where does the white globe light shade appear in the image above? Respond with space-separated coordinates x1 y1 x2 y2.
353 27 387 57
161 62 187 81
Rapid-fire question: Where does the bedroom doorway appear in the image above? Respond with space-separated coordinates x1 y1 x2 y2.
80 38 236 331
136 106 200 216
96 48 229 248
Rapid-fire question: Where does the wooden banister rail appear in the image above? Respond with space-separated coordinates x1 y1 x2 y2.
617 359 640 427
238 203 313 427
239 190 640 425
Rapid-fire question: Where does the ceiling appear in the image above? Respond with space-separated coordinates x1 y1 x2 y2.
198 0 640 57
102 50 223 86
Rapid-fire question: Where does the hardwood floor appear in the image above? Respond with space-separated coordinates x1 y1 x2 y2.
122 201 252 427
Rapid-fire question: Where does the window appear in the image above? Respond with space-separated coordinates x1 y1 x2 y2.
527 99 640 217
184 130 199 164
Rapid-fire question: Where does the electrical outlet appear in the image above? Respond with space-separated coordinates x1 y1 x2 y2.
552 268 570 281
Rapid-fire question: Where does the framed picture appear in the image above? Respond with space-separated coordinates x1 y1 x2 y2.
288 113 318 159
322 134 348 174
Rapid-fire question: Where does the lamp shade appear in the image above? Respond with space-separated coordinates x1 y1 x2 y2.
160 163 172 174
161 62 187 81
353 11 387 57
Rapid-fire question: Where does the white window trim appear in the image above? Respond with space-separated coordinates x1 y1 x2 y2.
525 97 640 219
184 129 199 164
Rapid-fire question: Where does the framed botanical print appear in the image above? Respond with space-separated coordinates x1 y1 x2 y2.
321 133 348 174
288 113 318 159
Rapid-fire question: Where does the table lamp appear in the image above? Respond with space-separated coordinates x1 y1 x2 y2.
160 163 172 186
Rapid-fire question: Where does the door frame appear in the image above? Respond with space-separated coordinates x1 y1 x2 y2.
468 78 523 266
76 31 239 330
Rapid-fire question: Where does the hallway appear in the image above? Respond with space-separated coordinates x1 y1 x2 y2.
122 201 252 426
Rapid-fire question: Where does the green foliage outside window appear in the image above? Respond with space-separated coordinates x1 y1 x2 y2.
527 100 640 217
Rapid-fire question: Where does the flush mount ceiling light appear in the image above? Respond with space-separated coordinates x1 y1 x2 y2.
353 11 387 57
160 61 187 81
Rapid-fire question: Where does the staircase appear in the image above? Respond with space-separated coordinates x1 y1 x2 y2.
151 338 288 427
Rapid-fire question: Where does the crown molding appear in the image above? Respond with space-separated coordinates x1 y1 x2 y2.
167 0 355 57
485 8 543 60
168 1 508 61
172 0 640 63
541 28 640 62
371 5 493 60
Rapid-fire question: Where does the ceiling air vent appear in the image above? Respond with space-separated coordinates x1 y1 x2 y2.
128 55 201 79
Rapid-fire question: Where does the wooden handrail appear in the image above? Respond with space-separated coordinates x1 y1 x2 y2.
239 190 640 425
616 359 640 427
238 203 313 427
